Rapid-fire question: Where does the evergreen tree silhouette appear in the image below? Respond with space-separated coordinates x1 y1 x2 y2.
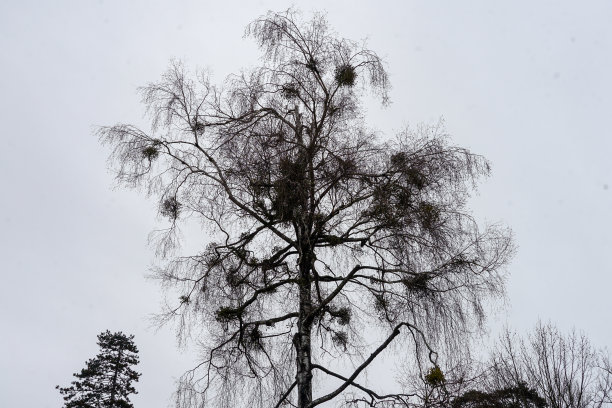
57 331 140 408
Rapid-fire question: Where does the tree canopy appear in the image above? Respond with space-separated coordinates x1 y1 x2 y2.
100 9 513 408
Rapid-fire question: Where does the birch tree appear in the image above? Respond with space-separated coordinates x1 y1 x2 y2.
100 10 513 408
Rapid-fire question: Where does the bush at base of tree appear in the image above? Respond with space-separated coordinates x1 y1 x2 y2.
453 383 547 408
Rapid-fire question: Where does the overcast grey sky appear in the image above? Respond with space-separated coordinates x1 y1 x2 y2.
1 1 611 407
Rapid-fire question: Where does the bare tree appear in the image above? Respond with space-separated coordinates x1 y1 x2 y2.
99 9 513 408
489 323 612 408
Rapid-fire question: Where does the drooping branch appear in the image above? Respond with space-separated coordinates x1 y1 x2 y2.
309 322 438 407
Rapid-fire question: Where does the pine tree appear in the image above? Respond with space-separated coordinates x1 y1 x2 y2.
57 331 141 408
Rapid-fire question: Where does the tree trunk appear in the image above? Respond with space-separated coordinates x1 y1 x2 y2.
296 246 313 408
109 350 121 407
294 106 314 408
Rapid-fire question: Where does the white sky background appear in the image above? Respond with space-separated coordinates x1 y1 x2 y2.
1 1 611 407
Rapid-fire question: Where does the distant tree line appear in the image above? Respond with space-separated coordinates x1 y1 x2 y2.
409 322 611 408
57 323 610 407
